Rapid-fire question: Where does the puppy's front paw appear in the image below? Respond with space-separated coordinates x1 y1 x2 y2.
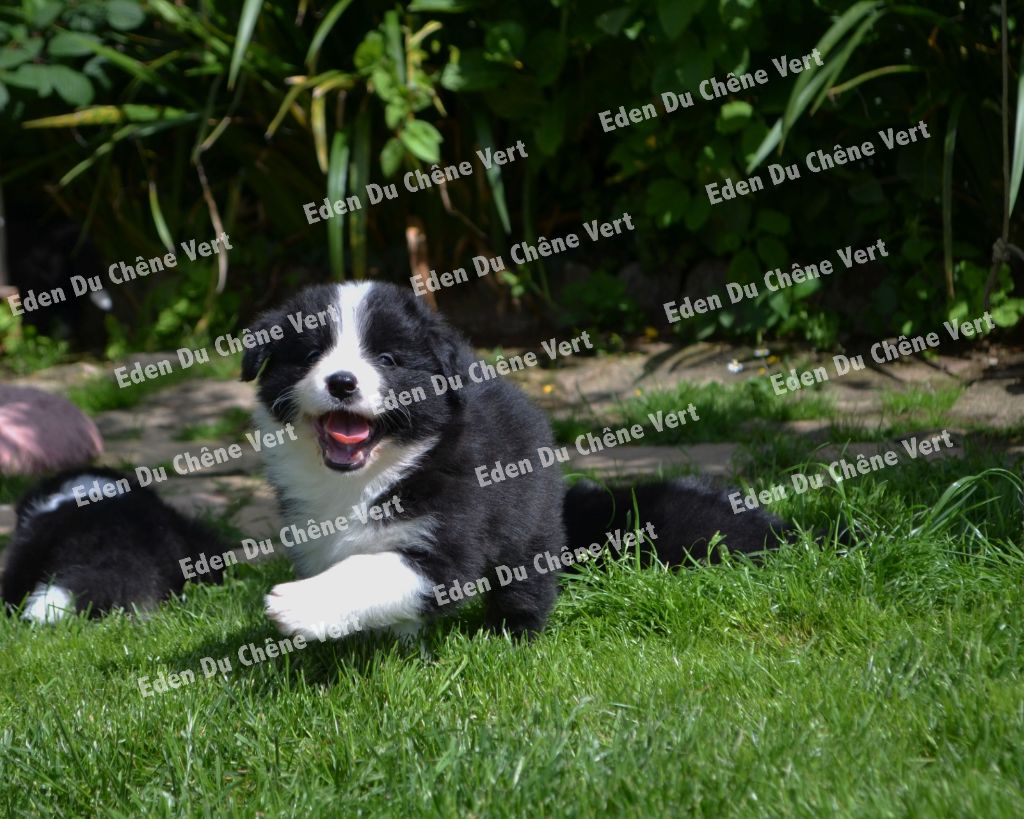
264 581 360 640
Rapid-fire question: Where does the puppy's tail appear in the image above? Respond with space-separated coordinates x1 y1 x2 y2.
563 477 844 567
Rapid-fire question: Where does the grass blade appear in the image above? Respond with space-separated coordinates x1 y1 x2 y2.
22 105 189 129
349 107 371 280
1009 47 1024 216
942 96 964 300
229 0 265 90
327 129 351 279
473 110 510 234
311 93 328 173
305 0 356 72
148 180 175 252
783 1 882 134
826 64 923 98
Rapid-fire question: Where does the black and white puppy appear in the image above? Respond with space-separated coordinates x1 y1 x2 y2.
1 467 225 622
243 282 791 641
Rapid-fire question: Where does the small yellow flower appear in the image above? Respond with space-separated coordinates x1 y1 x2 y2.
644 326 659 340
635 388 643 396
757 367 766 375
767 355 779 364
542 384 554 394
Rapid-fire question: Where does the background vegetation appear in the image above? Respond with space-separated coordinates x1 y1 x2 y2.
1 0 1022 354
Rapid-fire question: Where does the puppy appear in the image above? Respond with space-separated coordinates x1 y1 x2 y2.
1 467 225 622
243 282 791 640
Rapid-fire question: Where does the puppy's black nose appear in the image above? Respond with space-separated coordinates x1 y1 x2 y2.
325 371 358 398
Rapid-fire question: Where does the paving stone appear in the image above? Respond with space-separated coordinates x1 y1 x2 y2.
8 361 106 395
950 377 1024 430
5 341 1021 554
99 438 264 476
568 443 739 479
161 475 280 542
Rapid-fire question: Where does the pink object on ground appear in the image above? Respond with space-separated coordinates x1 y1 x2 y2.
0 386 104 474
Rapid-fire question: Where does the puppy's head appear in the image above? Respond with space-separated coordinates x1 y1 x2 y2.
241 282 467 472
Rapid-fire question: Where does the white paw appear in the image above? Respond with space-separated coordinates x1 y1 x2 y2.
264 579 361 640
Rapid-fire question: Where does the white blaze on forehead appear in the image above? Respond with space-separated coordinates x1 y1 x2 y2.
297 281 383 417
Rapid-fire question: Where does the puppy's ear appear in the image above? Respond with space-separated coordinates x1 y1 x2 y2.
428 314 471 378
240 344 268 383
239 312 281 382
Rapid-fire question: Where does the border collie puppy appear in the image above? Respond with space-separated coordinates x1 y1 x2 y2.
1 467 225 622
243 282 791 640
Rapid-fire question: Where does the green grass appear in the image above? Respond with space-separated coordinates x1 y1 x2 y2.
66 353 240 415
550 379 976 449
552 378 834 445
2 440 1022 817
0 473 35 506
174 407 253 442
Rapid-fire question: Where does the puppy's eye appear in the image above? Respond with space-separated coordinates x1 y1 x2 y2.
378 353 397 367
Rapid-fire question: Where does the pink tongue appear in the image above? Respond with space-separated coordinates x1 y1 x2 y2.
325 412 371 445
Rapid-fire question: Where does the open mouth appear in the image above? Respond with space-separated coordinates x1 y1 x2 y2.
312 410 381 471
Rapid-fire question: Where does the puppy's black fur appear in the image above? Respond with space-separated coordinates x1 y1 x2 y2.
1 467 225 619
565 478 793 565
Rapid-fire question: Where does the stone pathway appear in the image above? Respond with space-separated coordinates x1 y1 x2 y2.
2 342 1022 542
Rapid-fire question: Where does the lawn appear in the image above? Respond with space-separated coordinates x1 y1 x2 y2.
1 394 1022 817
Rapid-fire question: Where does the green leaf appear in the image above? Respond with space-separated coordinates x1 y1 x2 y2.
148 180 175 252
48 31 101 58
3 63 56 96
23 104 191 128
440 51 509 92
50 65 93 106
228 0 264 90
645 178 689 227
306 0 356 71
755 209 789 236
399 119 442 163
484 21 526 60
327 129 350 279
747 0 884 170
942 96 964 299
727 248 760 281
596 8 631 36
745 119 782 175
524 29 565 86
0 82 8 111
717 100 752 134
657 0 702 39
684 192 711 231
535 102 564 156
28 0 62 28
384 101 406 130
1010 47 1024 217
756 235 788 269
311 93 328 173
349 108 371 279
354 31 384 72
105 0 146 31
825 64 922 98
380 137 404 177
991 299 1024 326
787 0 883 118
407 0 477 11
0 39 42 70
384 9 405 84
474 110 510 234
54 32 163 87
